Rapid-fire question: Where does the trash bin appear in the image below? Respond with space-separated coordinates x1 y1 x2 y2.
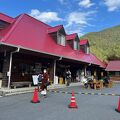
59 77 64 84
54 76 58 85
0 80 2 89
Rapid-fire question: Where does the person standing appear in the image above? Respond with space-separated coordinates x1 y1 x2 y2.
65 69 71 86
37 71 43 91
40 69 49 97
103 75 110 85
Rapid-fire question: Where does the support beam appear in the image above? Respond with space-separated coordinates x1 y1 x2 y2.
7 53 12 89
84 65 87 76
7 47 20 89
53 60 56 85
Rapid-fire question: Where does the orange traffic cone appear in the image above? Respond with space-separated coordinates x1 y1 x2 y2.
115 97 120 113
68 89 78 108
31 88 40 103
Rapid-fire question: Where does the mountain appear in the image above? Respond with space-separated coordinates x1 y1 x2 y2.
80 25 120 62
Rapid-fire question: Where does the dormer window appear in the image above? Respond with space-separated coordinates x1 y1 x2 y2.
73 40 78 50
80 39 90 54
80 44 90 54
66 33 80 50
0 20 10 30
0 13 14 30
86 46 90 54
48 25 66 46
57 33 66 46
74 36 80 50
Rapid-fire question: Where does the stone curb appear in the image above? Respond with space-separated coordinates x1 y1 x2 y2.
0 83 82 97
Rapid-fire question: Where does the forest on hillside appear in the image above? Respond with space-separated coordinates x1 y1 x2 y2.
80 25 120 62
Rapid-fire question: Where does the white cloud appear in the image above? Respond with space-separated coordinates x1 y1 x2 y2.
104 0 120 11
66 12 91 27
66 11 95 26
65 11 96 36
66 25 85 36
30 9 63 23
79 0 95 8
29 9 96 36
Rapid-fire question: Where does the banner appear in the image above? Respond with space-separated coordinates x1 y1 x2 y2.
32 75 38 85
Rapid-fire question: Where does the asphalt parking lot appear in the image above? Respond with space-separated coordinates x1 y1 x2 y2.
0 84 120 120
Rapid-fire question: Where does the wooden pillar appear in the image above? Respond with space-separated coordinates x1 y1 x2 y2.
7 52 13 89
53 60 57 85
84 65 87 76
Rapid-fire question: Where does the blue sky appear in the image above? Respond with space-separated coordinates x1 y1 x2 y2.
1 0 120 36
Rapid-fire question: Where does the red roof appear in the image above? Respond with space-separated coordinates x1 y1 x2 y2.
66 33 77 40
106 61 120 71
81 53 106 68
80 39 88 45
90 53 106 68
47 25 63 33
0 13 105 68
0 13 14 23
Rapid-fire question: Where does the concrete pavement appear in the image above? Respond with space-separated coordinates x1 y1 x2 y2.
0 84 120 120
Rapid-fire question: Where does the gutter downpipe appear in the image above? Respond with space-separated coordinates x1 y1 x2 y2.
7 47 20 89
53 56 63 85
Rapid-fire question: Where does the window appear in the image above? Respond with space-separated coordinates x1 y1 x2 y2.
115 72 120 76
82 45 90 54
19 63 35 74
73 40 78 50
57 33 66 46
86 46 90 54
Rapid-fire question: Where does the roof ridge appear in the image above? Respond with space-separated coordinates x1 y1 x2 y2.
1 14 24 42
48 25 63 29
80 39 88 41
0 13 14 23
66 33 77 36
0 12 14 19
47 25 64 33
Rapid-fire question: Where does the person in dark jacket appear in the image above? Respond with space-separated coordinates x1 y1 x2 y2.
37 71 43 91
103 75 110 85
40 69 49 96
65 69 71 86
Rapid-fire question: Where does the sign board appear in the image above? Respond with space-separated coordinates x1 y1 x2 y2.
32 75 38 85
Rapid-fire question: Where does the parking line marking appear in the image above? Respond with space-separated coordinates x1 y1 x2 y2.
48 90 120 96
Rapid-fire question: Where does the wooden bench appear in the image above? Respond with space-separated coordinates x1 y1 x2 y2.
11 81 32 89
95 81 103 89
88 80 103 90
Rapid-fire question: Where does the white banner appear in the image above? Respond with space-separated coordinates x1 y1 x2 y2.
32 75 38 85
